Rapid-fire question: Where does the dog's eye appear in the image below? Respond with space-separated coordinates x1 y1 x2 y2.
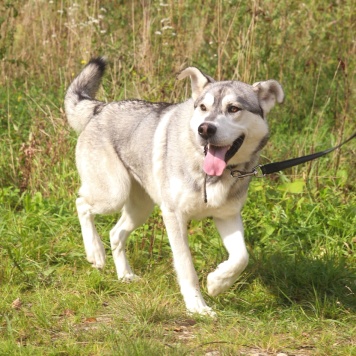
200 104 207 111
228 105 241 113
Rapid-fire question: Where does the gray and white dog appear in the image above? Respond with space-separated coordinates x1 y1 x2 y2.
65 58 283 315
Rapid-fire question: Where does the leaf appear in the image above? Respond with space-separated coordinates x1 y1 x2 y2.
63 309 75 317
11 298 22 309
42 266 56 277
265 224 275 237
278 180 305 194
84 317 97 323
336 169 348 186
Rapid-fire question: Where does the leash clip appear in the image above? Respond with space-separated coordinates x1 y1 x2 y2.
230 165 265 179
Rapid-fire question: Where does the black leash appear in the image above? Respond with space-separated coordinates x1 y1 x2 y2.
229 132 356 179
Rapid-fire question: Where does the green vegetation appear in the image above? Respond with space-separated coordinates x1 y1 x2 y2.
1 0 355 354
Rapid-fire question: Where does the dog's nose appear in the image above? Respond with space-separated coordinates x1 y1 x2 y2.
198 123 217 139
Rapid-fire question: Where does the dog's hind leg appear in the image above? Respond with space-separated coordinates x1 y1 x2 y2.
76 196 107 269
207 214 249 296
75 143 132 269
110 180 154 281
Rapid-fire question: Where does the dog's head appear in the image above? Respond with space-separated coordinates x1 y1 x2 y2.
178 67 284 176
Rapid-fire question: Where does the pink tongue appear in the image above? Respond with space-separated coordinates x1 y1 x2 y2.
203 145 230 176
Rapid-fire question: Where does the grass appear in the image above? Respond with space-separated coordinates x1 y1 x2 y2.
0 0 355 354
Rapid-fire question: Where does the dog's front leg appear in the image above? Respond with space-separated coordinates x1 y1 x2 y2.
162 208 214 316
207 214 249 296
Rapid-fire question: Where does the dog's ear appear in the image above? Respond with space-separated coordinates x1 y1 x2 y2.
177 67 215 100
253 80 284 114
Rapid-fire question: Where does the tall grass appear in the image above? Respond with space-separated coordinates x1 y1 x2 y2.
0 0 355 354
1 0 355 193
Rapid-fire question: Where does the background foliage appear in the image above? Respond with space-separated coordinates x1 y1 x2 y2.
0 0 355 354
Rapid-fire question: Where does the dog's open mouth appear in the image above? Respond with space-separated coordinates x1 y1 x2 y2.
203 135 245 176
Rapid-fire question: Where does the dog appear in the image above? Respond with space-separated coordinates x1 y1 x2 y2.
65 58 284 315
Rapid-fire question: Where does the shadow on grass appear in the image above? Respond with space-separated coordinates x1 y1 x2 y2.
249 251 356 317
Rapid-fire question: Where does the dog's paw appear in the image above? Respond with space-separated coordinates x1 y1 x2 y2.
207 270 236 297
184 296 216 317
187 305 216 317
118 273 140 283
86 244 106 269
207 257 248 296
87 257 106 269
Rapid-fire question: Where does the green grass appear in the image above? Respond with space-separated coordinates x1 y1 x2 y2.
1 186 355 355
1 0 355 354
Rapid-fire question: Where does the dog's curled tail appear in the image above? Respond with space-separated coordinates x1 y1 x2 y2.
65 57 107 133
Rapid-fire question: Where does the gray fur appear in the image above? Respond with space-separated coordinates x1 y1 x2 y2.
65 58 284 315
